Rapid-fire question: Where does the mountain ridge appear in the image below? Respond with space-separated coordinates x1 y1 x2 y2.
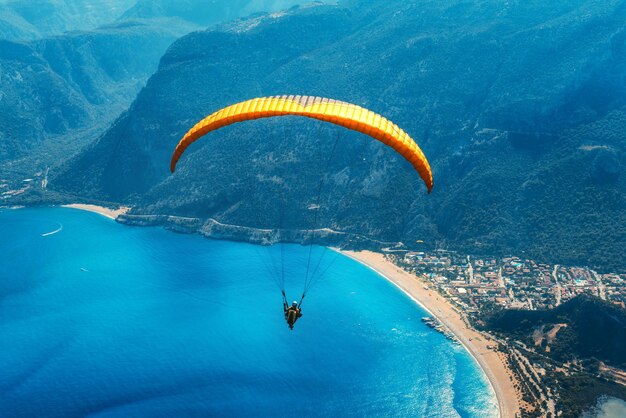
35 0 626 272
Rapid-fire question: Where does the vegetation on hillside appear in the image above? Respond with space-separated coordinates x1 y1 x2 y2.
50 0 626 272
483 295 626 416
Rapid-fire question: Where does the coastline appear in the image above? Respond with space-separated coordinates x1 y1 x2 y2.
61 204 130 220
340 249 520 418
9 204 520 415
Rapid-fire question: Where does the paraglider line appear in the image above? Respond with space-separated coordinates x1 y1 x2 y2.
302 131 340 294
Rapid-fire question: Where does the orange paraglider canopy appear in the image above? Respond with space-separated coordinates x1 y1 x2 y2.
170 95 433 193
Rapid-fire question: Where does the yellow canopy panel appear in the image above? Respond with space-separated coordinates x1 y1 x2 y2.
170 95 433 193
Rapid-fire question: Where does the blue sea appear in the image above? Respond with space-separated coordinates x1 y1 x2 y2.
0 207 497 417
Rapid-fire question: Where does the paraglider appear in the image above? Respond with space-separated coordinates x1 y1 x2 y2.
170 95 433 330
283 294 303 331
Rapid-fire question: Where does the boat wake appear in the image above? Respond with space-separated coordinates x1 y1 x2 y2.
41 223 63 237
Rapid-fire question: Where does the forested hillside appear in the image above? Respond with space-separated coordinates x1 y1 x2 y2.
0 0 307 191
484 295 626 416
0 20 195 191
51 0 626 272
486 295 626 368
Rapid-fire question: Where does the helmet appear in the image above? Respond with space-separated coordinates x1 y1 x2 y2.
292 301 298 307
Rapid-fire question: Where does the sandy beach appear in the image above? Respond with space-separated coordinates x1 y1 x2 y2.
341 250 520 418
61 204 130 220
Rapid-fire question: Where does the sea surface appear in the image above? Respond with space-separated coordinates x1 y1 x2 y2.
583 397 626 418
0 207 497 417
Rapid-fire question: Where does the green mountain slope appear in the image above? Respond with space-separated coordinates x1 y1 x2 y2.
51 0 626 272
484 295 626 417
0 20 192 175
2 1 317 189
486 295 626 368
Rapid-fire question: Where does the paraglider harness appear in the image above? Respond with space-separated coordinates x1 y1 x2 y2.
282 291 303 330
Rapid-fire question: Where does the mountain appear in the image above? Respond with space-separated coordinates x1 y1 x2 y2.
121 0 306 26
50 0 626 272
0 0 307 42
0 0 135 41
0 19 194 181
1 1 316 190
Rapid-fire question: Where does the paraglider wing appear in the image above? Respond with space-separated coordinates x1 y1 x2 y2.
170 95 433 192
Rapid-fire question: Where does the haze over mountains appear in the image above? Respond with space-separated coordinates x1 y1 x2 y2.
121 0 309 26
0 0 135 40
2 0 624 272
0 0 303 176
0 0 302 40
0 21 191 169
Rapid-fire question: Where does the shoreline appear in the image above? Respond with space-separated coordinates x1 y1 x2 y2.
61 204 130 220
340 249 520 418
9 204 520 415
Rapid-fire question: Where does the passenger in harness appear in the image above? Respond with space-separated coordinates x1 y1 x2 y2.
284 300 303 330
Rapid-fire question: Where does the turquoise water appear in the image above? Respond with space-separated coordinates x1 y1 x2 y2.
583 397 626 418
0 207 497 417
